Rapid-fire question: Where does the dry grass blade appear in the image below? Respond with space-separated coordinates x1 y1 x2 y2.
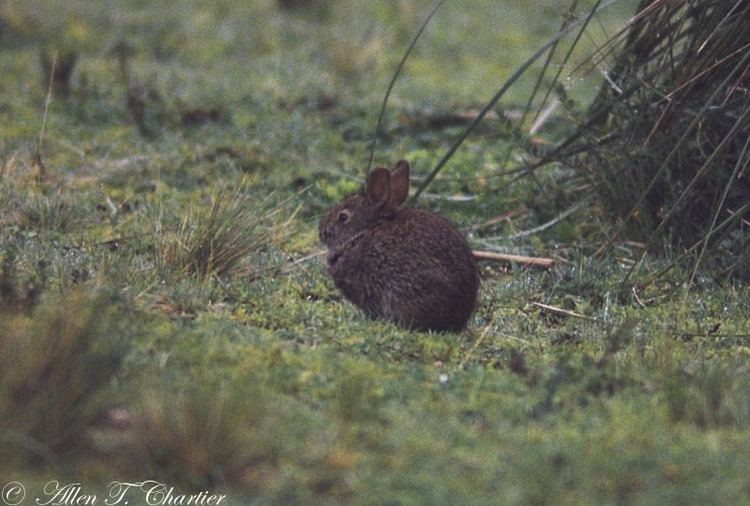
531 302 596 321
472 250 555 269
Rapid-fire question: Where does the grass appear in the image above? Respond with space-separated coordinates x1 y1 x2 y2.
1 0 749 504
0 288 134 466
153 180 291 280
547 0 750 283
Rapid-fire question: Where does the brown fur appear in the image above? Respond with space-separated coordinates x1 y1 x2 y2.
319 160 479 331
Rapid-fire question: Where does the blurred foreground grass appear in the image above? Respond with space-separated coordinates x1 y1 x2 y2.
1 0 749 504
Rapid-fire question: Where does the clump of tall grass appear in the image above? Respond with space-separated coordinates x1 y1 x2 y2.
571 0 750 282
155 182 293 281
0 289 132 465
122 373 275 491
658 357 750 429
120 367 336 498
0 186 92 234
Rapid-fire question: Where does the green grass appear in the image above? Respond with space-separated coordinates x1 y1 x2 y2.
1 0 749 504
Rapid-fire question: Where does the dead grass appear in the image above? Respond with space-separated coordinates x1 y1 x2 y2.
574 0 750 282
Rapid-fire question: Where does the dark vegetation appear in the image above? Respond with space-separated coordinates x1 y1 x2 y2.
574 0 750 282
1 0 749 504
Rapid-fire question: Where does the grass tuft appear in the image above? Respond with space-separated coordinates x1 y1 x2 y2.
0 289 132 464
155 182 291 281
573 0 750 281
125 372 277 490
660 358 750 429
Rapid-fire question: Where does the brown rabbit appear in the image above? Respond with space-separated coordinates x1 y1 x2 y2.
319 160 479 331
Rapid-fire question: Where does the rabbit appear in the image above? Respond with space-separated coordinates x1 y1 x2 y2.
319 160 479 331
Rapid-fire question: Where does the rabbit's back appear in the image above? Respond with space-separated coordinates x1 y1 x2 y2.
330 207 479 331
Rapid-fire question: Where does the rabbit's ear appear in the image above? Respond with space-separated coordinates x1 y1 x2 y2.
390 160 410 207
366 168 391 204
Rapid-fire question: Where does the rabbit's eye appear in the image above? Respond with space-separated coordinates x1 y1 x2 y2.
338 211 349 223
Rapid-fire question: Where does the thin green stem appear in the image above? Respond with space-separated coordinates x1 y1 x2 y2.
411 0 617 202
366 0 447 174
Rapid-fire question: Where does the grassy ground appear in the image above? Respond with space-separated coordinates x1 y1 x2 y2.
1 0 749 504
